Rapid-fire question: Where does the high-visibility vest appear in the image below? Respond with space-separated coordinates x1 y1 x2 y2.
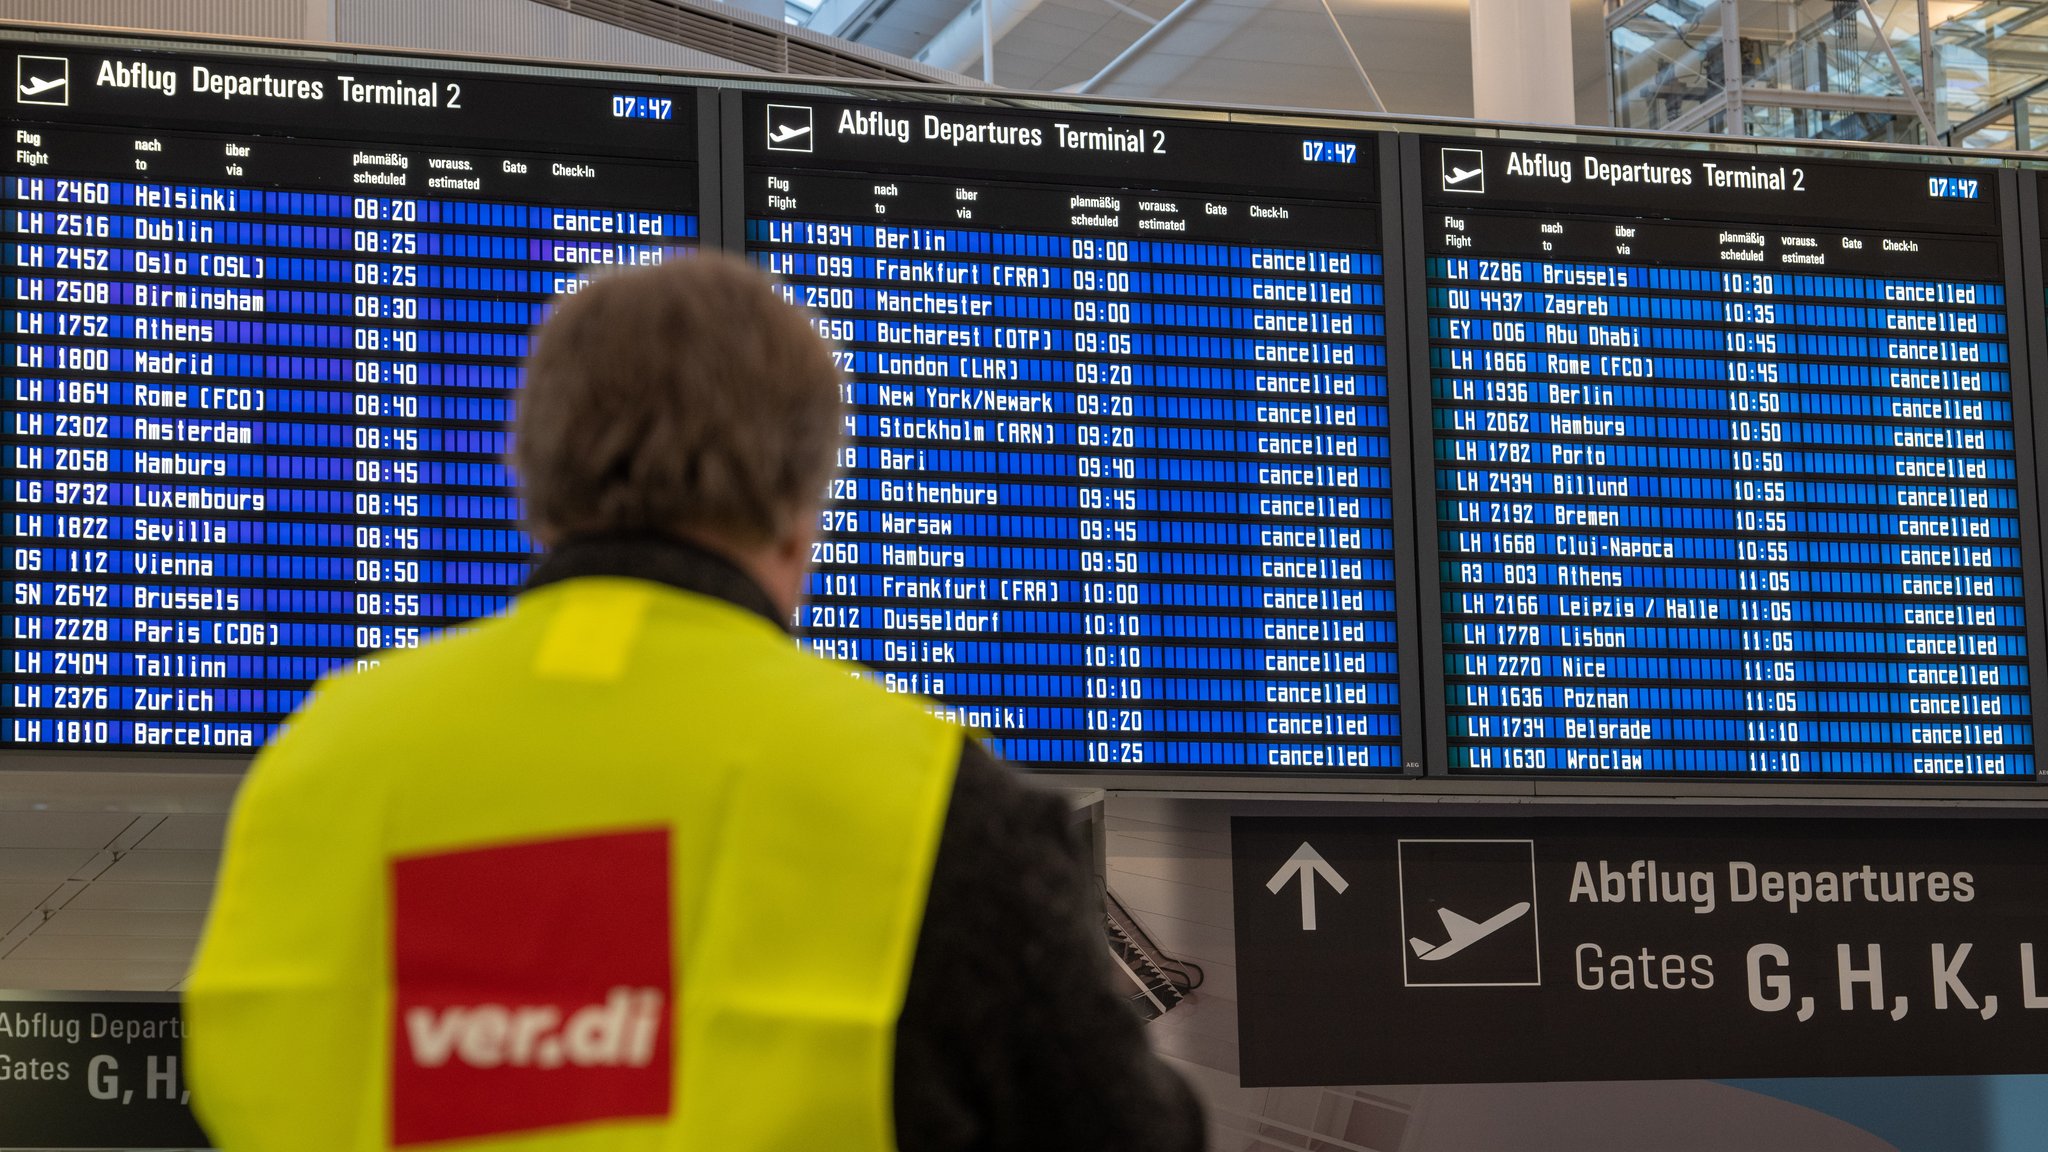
186 576 962 1152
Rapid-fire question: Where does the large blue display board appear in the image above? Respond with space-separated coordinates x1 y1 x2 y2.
1413 139 2040 777
1 42 698 749
742 97 1409 771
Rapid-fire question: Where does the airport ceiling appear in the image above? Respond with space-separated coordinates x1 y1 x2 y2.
803 0 1612 124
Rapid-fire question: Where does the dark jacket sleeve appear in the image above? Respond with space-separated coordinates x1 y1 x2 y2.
893 741 1206 1152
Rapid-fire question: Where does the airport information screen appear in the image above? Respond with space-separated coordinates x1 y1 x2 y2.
1423 139 2033 776
744 97 1405 771
1 45 697 749
4 28 2042 781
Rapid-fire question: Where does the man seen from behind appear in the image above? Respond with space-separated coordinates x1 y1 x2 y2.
185 252 1205 1152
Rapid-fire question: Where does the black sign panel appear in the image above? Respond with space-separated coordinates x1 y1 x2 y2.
0 994 204 1147
1418 138 1999 232
9 42 695 157
744 94 1376 196
1235 815 2048 1084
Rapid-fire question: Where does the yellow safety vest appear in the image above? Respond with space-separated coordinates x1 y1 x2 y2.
186 577 961 1152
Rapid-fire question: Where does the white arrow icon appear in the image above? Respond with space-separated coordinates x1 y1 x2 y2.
1266 842 1347 930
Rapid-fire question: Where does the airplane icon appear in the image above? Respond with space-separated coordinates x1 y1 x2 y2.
765 105 814 151
16 56 69 106
1440 147 1484 193
1408 901 1530 961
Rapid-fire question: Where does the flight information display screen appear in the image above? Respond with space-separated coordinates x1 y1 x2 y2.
745 96 1406 771
1 43 698 749
1421 138 2036 776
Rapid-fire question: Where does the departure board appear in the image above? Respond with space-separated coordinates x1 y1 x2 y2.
744 96 1409 771
1419 138 2039 776
1 42 698 749
11 27 2048 783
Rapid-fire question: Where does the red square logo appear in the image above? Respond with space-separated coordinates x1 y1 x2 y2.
391 828 673 1146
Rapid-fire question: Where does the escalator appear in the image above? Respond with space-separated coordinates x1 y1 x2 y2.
1103 888 1202 1021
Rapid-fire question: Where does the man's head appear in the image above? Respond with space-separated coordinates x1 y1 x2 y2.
513 252 843 613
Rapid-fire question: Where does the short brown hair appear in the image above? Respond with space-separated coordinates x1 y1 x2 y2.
513 252 843 546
